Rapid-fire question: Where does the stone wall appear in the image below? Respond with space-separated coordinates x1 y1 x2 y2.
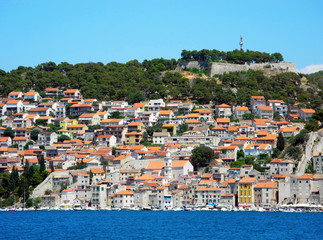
175 61 208 71
176 61 298 76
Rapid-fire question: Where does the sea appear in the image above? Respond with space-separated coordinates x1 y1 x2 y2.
0 211 322 240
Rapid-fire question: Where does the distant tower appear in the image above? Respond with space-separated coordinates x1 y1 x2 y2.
164 149 173 181
240 35 243 51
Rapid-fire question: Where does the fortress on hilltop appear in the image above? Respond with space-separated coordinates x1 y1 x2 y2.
176 36 298 76
176 61 298 76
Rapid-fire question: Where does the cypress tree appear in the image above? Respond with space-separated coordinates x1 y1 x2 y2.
277 132 285 151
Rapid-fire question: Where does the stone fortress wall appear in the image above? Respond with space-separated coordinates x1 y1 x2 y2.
176 61 298 76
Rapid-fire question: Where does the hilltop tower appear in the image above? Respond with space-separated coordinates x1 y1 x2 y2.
240 35 243 51
164 149 173 181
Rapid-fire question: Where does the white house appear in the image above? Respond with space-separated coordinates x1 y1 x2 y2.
153 132 170 145
215 104 232 118
97 135 117 147
24 92 42 102
113 190 134 208
148 99 166 112
61 190 76 207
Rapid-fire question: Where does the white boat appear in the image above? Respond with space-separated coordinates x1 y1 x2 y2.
221 207 228 211
200 207 210 211
257 207 265 212
111 207 121 211
173 207 183 211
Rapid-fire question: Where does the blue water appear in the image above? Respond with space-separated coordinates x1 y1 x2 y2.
0 211 322 240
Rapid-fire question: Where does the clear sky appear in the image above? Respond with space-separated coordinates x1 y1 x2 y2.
0 0 322 73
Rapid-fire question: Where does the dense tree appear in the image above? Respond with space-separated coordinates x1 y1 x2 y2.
312 110 323 122
191 146 215 169
4 127 15 138
276 132 285 151
304 119 319 132
0 55 321 110
180 49 284 64
58 135 71 142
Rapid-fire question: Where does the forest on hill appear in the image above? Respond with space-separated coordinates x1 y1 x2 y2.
0 57 322 110
180 49 284 64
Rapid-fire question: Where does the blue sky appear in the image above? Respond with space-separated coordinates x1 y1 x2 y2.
0 0 322 73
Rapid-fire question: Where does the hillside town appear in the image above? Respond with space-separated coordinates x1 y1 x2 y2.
0 88 322 211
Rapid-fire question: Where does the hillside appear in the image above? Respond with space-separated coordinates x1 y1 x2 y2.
0 59 322 109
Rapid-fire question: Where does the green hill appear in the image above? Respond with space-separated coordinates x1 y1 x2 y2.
0 58 322 109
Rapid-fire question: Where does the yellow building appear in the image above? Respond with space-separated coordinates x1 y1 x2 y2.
60 119 79 129
125 132 143 145
66 124 88 135
238 177 257 207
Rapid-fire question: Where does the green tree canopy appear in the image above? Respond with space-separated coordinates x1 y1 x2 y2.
191 146 215 169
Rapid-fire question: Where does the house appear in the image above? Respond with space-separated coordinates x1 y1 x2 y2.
24 92 41 102
158 110 175 120
255 106 273 119
67 124 88 136
6 100 23 114
41 194 61 208
37 132 58 146
0 137 12 147
194 187 224 207
216 118 230 129
269 159 294 175
8 91 23 99
0 104 7 116
96 111 109 120
125 132 143 145
238 177 257 208
312 151 323 174
244 144 272 157
60 118 78 129
112 154 131 166
138 112 157 127
298 109 315 121
193 108 212 122
278 126 301 138
254 181 278 208
90 168 105 184
69 104 93 116
234 106 250 119
215 104 232 118
295 174 313 204
211 126 226 137
153 132 170 145
61 189 76 207
100 118 124 128
268 100 288 116
250 96 266 113
217 146 238 162
97 135 117 147
55 106 66 118
64 89 81 98
148 99 166 112
165 131 216 147
45 88 61 98
91 183 108 208
28 107 52 116
113 190 134 208
12 137 28 151
127 121 145 133
78 113 101 126
103 125 127 144
286 114 300 122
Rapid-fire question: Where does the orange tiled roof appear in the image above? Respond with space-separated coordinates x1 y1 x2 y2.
300 108 315 114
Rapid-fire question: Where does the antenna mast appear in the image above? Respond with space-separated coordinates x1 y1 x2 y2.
240 35 243 51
